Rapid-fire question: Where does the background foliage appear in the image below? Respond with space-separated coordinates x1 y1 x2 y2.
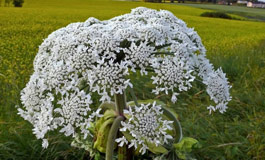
0 0 265 159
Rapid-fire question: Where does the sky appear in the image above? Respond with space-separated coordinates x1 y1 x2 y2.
258 0 265 2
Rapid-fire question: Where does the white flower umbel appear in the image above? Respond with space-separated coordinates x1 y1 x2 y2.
203 69 232 113
86 59 132 102
18 7 232 149
117 102 173 154
151 56 195 103
123 41 155 75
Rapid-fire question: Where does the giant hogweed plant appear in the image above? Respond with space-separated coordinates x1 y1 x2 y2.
18 7 231 159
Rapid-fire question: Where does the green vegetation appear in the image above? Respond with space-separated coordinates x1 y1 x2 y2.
201 11 237 20
0 0 265 159
13 0 24 7
177 3 265 21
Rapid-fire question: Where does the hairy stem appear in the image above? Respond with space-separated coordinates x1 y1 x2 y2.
106 116 124 160
106 93 127 160
114 93 127 115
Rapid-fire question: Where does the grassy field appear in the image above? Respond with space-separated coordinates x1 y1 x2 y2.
0 0 265 159
176 3 265 21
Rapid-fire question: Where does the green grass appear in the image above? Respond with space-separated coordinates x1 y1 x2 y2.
176 3 265 21
1 0 265 159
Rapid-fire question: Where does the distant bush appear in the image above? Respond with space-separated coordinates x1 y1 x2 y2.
13 0 24 7
201 12 233 19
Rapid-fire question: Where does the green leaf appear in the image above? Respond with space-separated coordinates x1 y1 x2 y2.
94 118 115 153
174 137 199 152
95 109 116 132
173 137 200 159
146 141 168 154
99 101 116 112
94 152 104 160
103 109 117 120
93 110 117 153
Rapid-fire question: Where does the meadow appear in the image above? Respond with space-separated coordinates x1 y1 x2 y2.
177 3 265 21
0 0 265 159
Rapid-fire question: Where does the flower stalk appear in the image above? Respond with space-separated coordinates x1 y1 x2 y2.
161 106 183 143
106 93 127 160
114 93 127 115
106 115 124 160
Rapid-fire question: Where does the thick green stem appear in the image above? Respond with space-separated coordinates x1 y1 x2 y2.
114 93 127 115
106 116 124 160
106 93 127 160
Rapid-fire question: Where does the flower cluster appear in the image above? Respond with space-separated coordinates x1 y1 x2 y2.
151 56 195 103
123 41 155 75
204 69 231 113
116 102 173 154
194 54 232 113
18 7 231 150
